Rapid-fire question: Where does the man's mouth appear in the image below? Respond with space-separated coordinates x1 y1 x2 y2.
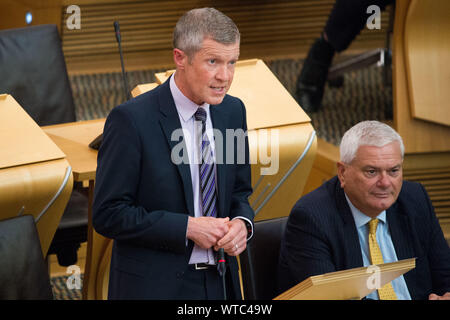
372 192 390 198
210 86 226 93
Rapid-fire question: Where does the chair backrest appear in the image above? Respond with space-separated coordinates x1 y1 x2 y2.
0 215 53 299
239 216 288 300
0 24 76 126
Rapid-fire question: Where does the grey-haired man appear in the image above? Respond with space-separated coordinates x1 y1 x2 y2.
93 8 254 299
278 121 450 300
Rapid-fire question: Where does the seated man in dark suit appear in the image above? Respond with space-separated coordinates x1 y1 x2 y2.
278 120 450 299
93 8 254 299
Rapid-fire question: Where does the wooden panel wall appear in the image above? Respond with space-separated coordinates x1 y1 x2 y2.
59 0 390 74
403 152 450 238
0 0 62 32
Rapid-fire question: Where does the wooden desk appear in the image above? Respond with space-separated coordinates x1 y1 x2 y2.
43 119 105 298
42 119 105 182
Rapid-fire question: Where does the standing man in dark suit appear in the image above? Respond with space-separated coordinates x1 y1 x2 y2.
93 8 254 300
278 121 450 299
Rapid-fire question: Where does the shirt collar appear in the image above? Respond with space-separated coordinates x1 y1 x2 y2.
344 192 386 228
169 72 210 123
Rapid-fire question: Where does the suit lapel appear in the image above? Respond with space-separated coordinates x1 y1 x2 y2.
334 178 364 269
387 202 418 298
158 79 195 217
210 104 227 218
387 204 415 260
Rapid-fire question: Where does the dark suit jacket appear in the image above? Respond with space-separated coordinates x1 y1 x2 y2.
278 176 450 300
93 77 254 299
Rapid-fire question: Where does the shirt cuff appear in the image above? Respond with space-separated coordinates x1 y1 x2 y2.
232 216 254 241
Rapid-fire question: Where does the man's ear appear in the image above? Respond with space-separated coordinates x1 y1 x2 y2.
173 48 187 69
337 161 346 188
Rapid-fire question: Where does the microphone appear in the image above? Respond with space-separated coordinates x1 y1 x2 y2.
217 248 227 300
113 21 121 43
114 21 131 101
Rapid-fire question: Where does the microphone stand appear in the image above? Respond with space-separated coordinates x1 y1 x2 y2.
114 21 131 100
89 21 130 150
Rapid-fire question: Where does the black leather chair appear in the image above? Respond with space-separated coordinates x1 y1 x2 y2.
0 24 76 125
0 24 88 266
48 189 88 266
0 215 54 299
240 216 288 300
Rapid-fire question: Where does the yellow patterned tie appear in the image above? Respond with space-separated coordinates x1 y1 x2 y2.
368 218 397 300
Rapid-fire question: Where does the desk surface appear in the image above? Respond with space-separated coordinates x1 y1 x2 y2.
43 119 105 181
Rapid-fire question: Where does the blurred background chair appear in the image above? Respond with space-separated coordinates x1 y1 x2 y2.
0 24 75 125
0 24 88 266
239 216 288 300
0 215 54 299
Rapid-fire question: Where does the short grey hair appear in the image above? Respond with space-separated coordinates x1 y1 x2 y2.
339 120 405 164
173 8 240 58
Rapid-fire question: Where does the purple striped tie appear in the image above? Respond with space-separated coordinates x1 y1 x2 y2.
194 107 217 217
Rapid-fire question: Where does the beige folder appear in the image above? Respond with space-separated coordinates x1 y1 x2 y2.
274 258 416 300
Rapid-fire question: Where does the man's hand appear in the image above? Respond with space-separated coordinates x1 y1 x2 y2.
429 292 450 300
186 216 230 249
215 219 248 256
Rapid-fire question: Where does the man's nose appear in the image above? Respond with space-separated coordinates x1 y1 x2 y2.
216 65 230 81
377 172 391 188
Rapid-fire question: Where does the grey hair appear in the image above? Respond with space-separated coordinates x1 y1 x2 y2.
339 120 405 164
173 7 240 58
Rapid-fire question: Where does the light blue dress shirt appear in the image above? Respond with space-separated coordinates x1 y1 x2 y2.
345 194 411 300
